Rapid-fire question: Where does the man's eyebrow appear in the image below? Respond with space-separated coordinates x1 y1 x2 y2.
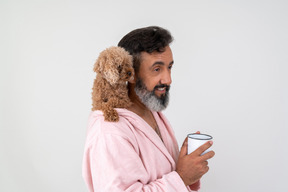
151 61 174 68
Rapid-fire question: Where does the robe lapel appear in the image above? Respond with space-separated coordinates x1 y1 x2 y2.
154 112 179 164
116 109 176 169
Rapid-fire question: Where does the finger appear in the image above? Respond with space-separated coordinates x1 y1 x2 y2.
194 141 213 156
203 161 208 167
195 131 200 134
179 137 188 157
200 150 215 161
204 166 210 174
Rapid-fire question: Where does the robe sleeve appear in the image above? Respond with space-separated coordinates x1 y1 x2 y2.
83 130 197 191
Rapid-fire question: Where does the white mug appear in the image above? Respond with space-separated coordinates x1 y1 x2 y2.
187 133 213 155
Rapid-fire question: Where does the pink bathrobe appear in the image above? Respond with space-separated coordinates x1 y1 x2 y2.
82 109 200 192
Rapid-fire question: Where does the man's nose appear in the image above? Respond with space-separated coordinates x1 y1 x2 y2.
160 70 172 85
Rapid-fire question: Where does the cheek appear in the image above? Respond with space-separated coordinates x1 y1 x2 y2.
144 78 159 91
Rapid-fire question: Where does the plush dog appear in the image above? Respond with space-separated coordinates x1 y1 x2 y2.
92 46 134 122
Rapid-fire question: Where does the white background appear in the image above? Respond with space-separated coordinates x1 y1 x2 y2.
1 0 287 191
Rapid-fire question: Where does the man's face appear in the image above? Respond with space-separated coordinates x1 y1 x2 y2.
134 46 174 111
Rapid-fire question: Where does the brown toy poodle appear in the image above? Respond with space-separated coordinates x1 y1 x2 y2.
92 46 134 122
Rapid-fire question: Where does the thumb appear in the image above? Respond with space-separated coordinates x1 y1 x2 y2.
179 137 188 157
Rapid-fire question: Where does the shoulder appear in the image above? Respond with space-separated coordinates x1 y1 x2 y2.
85 110 138 146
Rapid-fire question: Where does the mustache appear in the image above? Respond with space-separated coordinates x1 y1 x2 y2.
154 84 170 91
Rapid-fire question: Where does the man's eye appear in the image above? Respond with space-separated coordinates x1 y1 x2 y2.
168 65 173 70
154 68 160 72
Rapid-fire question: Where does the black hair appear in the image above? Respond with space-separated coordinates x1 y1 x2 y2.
118 26 173 73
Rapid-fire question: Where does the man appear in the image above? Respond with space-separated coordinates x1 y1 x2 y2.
82 26 215 191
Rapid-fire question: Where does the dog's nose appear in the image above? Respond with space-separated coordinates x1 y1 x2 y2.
127 71 132 76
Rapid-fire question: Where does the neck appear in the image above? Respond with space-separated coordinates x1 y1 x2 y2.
127 83 151 117
127 83 162 140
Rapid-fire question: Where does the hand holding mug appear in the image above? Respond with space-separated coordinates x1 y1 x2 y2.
176 132 215 186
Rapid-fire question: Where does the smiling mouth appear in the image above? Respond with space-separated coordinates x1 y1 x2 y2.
154 84 170 93
157 87 165 91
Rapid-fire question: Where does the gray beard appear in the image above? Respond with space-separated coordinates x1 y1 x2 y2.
134 78 170 112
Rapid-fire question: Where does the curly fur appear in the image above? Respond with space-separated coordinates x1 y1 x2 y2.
92 46 134 122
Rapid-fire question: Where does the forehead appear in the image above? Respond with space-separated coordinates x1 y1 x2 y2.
140 46 173 66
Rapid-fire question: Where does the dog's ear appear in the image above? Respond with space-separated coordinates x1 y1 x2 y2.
94 46 130 85
103 58 120 85
93 50 115 78
93 56 103 74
